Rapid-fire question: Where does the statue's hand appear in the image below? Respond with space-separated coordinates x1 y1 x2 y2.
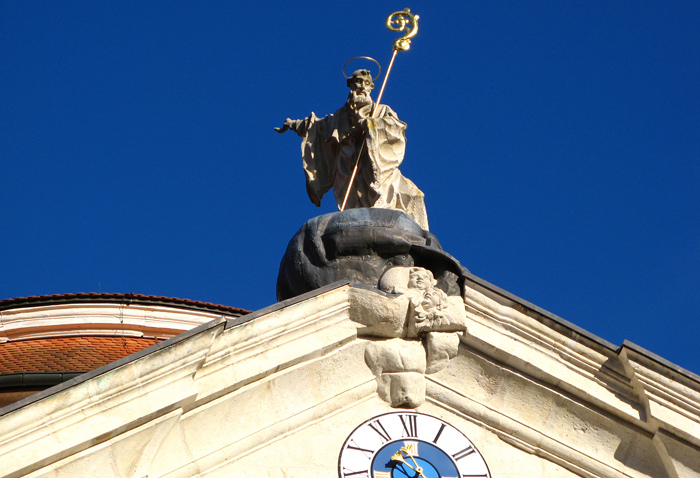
357 117 375 131
357 104 373 120
274 118 295 133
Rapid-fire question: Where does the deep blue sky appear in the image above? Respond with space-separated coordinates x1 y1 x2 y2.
2 2 699 374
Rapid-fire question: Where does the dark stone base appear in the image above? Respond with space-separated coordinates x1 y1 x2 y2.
276 209 468 301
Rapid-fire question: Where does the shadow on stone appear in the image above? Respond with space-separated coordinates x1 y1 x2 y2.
277 208 468 301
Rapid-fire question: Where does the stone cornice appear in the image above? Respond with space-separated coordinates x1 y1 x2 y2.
0 283 697 478
0 302 239 342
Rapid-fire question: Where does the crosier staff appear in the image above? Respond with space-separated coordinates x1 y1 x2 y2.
340 8 419 212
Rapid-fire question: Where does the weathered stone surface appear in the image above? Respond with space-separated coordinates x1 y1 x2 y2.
276 208 466 301
378 265 466 338
424 331 460 374
277 213 470 410
1 284 699 478
365 338 427 374
364 339 427 407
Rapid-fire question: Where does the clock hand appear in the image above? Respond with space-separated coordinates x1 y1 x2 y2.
400 445 422 472
389 447 427 478
391 459 422 478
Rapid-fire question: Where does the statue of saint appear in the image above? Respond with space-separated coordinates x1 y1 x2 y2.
276 69 429 230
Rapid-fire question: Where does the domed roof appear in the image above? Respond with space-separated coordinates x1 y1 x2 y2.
0 293 250 408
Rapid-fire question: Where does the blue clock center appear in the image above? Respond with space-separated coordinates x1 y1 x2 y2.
371 440 459 478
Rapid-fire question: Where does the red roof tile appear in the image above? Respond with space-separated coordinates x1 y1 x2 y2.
0 336 158 373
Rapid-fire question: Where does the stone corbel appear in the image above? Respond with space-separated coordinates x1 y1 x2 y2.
354 266 467 408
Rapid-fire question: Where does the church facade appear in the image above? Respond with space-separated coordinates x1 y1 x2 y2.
6 7 697 474
1 268 698 477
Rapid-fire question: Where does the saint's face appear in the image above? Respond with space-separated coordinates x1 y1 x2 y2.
350 75 373 94
348 74 374 106
346 72 374 117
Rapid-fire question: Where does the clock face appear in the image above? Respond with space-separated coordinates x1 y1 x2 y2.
339 412 491 478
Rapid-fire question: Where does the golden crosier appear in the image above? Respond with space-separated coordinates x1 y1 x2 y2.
386 8 419 51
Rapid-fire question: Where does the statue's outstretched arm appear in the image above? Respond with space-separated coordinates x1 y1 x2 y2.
274 118 306 136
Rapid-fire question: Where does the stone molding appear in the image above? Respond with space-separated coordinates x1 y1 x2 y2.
0 283 697 477
0 303 230 342
461 277 700 450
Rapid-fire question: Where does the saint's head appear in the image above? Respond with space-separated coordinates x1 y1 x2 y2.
346 69 374 109
347 69 374 92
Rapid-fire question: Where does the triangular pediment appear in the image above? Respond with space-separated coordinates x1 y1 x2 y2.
0 281 698 478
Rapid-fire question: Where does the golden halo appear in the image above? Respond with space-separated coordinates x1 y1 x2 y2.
342 56 381 81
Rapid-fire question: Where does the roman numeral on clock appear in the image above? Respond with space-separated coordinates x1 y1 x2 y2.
403 440 419 456
347 439 375 459
433 423 446 443
436 475 487 478
399 413 418 437
373 472 391 478
452 445 476 460
368 419 392 443
342 468 369 477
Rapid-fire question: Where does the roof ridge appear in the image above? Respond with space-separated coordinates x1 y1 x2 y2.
0 292 250 316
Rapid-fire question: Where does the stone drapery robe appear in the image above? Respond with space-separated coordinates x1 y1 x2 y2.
294 103 429 230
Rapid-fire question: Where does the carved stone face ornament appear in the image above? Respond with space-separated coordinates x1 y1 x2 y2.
413 288 451 332
407 267 434 291
359 266 468 408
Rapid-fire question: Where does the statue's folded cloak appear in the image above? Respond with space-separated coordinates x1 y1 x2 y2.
297 103 428 230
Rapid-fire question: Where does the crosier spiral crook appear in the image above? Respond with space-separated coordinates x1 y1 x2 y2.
386 8 419 51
